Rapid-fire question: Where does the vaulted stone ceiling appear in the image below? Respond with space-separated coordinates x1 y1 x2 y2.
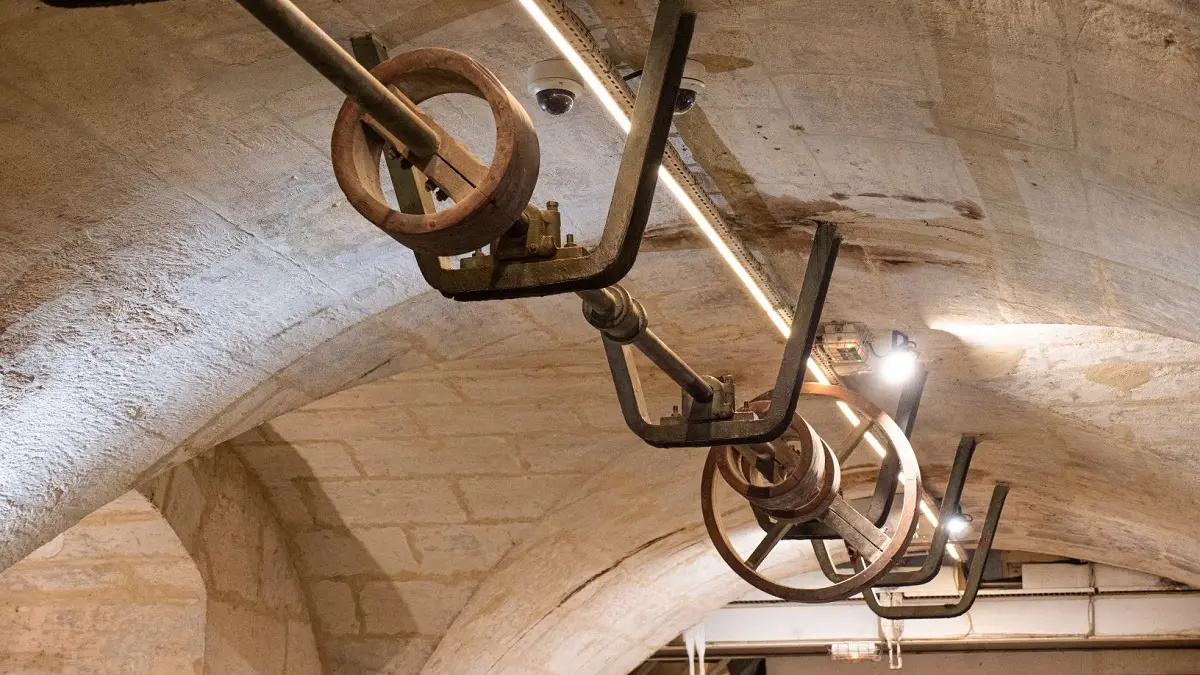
2 0 1199 670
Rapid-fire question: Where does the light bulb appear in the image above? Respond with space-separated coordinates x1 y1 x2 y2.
945 514 970 538
881 348 918 384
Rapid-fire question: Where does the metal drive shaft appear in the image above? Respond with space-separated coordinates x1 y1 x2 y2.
578 287 714 403
235 0 440 157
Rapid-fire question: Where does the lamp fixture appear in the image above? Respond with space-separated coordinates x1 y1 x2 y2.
945 513 972 538
880 330 919 385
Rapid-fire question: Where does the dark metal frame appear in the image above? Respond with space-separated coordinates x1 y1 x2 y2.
350 5 842 451
814 435 978 584
807 433 1011 619
856 483 1009 619
412 0 696 301
589 223 840 447
261 0 696 301
754 367 929 539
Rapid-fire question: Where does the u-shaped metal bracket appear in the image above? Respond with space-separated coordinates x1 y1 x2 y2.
598 223 840 447
412 0 696 300
811 469 1010 620
858 482 1009 619
813 434 980 583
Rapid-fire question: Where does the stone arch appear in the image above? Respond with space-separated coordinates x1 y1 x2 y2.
213 312 1200 674
427 391 1200 674
0 491 206 672
2 4 1199 664
141 448 321 674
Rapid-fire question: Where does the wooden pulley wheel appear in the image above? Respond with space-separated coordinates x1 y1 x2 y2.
701 383 922 604
713 402 838 518
330 47 540 255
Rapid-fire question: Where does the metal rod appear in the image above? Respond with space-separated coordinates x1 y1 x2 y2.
235 0 440 157
578 288 713 403
632 330 713 402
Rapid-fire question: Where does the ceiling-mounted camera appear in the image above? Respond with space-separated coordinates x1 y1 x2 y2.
618 58 707 115
528 57 584 116
673 58 706 115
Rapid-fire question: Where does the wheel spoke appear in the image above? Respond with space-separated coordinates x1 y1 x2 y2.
822 495 888 560
834 416 874 463
747 520 794 570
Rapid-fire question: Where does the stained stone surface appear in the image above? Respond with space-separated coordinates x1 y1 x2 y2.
2 0 1199 672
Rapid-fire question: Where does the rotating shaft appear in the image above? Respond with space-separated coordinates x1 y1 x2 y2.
578 287 714 404
235 0 440 157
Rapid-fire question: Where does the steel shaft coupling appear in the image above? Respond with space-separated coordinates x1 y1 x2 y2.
580 286 647 344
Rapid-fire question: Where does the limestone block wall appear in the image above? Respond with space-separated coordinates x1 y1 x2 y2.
229 341 642 674
141 449 320 675
210 269 785 674
0 492 205 673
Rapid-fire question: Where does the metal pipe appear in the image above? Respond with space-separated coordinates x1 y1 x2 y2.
235 0 440 157
632 329 714 403
578 288 713 403
576 288 620 312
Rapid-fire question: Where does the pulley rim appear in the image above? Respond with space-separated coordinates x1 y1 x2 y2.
701 382 923 604
330 47 539 255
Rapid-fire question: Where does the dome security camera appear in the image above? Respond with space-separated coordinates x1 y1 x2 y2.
528 58 584 116
673 59 707 115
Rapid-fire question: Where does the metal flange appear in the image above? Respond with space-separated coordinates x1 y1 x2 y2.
330 47 540 255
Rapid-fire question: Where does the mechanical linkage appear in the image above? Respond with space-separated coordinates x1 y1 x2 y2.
227 0 1008 612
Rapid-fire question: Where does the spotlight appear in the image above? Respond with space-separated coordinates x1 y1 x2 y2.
880 331 919 384
945 513 971 538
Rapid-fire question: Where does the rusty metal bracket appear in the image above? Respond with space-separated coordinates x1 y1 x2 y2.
252 0 693 296
413 0 696 300
855 483 1010 619
813 434 981 585
755 367 928 539
864 366 927 526
590 223 839 448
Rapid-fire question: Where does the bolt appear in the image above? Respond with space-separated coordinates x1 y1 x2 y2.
546 200 559 211
565 233 575 246
425 179 436 192
399 157 412 170
672 405 679 414
472 248 485 257
435 189 448 202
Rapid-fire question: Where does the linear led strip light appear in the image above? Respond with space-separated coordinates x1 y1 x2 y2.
518 0 959 561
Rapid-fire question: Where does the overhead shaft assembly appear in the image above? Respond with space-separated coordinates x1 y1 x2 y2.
234 0 1008 612
703 385 922 603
